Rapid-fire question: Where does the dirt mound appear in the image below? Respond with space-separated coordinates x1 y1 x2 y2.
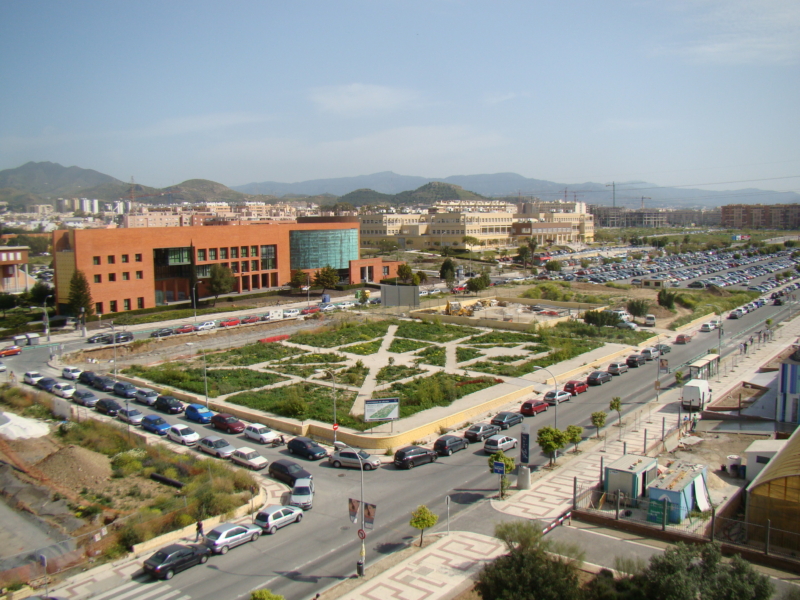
705 285 731 297
36 445 112 493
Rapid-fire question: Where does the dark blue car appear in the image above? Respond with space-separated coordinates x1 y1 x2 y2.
185 404 214 424
142 415 171 436
113 382 137 399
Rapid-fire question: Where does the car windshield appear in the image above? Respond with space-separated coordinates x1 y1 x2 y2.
179 428 194 436
254 426 269 433
242 451 258 460
293 487 312 495
467 426 480 432
212 440 228 448
128 410 142 417
196 408 211 415
151 417 166 425
545 392 556 398
151 551 168 562
223 417 237 423
287 464 302 474
357 450 370 459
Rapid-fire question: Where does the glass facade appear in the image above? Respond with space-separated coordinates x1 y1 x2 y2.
290 229 358 270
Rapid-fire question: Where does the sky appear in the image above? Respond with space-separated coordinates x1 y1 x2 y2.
1 0 799 194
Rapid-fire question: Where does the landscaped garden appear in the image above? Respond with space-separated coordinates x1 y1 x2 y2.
395 320 480 342
375 364 425 384
456 347 483 362
124 364 286 397
387 338 431 354
206 341 305 366
467 331 539 345
469 339 604 377
291 320 393 348
415 345 446 366
375 373 502 418
344 340 383 355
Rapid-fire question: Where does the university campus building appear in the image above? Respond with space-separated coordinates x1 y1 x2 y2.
52 218 401 315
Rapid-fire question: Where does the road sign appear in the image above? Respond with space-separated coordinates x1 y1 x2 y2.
333 423 339 431
493 461 505 475
357 529 366 540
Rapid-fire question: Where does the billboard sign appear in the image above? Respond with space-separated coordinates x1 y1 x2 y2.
364 398 400 422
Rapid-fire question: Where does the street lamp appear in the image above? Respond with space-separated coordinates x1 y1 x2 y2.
193 281 201 324
534 365 559 430
316 368 338 443
333 441 366 577
186 342 209 408
43 295 53 342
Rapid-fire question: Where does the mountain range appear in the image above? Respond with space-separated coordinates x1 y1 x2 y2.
0 161 798 210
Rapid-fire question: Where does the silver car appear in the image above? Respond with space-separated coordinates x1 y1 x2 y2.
52 382 76 398
198 436 236 458
328 449 381 471
244 423 278 444
607 362 629 375
230 447 268 470
289 478 315 510
135 388 159 406
253 505 303 535
204 522 261 554
117 408 144 426
483 435 517 454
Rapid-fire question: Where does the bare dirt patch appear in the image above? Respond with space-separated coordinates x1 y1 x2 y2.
708 383 766 411
36 445 112 494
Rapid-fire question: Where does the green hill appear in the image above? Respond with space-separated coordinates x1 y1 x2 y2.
338 188 395 205
337 182 485 207
0 161 121 196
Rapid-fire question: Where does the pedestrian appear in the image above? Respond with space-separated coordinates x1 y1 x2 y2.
744 342 749 354
195 520 204 542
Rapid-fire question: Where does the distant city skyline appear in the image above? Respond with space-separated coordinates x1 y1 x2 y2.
1 1 798 193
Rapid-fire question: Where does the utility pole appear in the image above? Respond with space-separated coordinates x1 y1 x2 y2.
641 196 651 210
606 182 616 208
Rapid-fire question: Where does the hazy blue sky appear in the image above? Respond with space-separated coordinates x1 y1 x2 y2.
1 0 798 192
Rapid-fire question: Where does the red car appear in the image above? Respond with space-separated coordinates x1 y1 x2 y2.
520 399 549 417
219 317 241 327
240 315 259 324
174 324 194 334
301 306 320 315
210 413 245 434
676 334 692 344
0 345 22 357
563 380 588 396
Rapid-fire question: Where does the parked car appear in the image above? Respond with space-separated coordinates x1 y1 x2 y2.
92 377 115 393
150 328 174 338
563 380 588 395
700 322 715 332
240 315 260 324
253 505 303 535
283 309 300 318
143 543 209 580
167 425 200 446
626 354 646 368
607 362 628 376
95 398 121 416
490 411 524 429
287 436 328 460
587 371 613 385
219 317 241 328
675 334 692 344
24 371 43 385
61 367 82 380
230 447 268 470
520 399 549 416
142 414 171 435
0 345 22 357
112 332 134 343
185 404 214 424
155 395 184 414
87 333 111 344
268 459 312 486
52 382 76 398
640 348 660 361
433 435 469 456
393 445 437 469
616 322 640 331
78 371 98 386
655 344 671 355
210 413 245 434
117 408 144 426
543 390 571 405
113 382 137 398
244 423 279 444
135 388 159 406
289 478 315 510
198 436 236 458
328 448 382 469
173 324 195 334
464 423 501 443
484 435 517 454
36 377 58 393
301 306 320 315
204 523 261 554
194 321 216 331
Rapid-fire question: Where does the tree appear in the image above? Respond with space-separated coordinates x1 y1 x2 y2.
409 505 438 547
68 269 94 318
590 411 607 438
415 270 428 285
580 258 591 268
377 238 399 255
313 265 339 294
584 310 621 327
411 273 420 286
537 426 567 465
0 293 17 317
487 450 515 499
250 591 285 600
517 246 531 269
527 238 538 256
289 269 307 289
674 369 685 387
657 289 677 310
397 263 413 283
626 299 650 322
29 281 53 305
609 397 622 424
207 263 236 306
462 235 480 253
467 276 488 294
544 260 562 272
440 245 452 257
439 258 456 281
565 425 583 453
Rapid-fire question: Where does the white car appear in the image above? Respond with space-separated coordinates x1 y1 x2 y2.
283 309 300 318
338 301 355 309
319 304 336 312
230 447 268 470
0 361 6 373
244 424 279 444
167 425 200 446
24 371 43 385
700 322 715 332
52 382 76 398
62 367 82 380
117 408 144 426
134 388 159 405
195 321 216 331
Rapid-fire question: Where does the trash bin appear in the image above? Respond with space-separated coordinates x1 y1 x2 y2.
25 333 41 346
517 465 531 490
13 335 27 346
356 559 364 577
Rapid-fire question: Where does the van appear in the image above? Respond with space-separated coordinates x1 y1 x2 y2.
610 310 632 322
644 314 656 327
681 379 711 411
267 309 284 321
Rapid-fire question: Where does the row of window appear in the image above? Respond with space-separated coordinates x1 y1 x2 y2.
196 245 275 262
93 254 143 265
93 272 144 283
95 297 145 314
195 261 271 277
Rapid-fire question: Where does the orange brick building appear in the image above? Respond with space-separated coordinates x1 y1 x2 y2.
53 218 401 316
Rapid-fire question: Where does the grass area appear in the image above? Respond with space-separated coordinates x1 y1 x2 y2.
330 362 370 386
291 320 393 348
124 363 286 397
668 290 760 330
546 321 654 344
377 372 502 418
387 338 431 353
468 331 539 345
264 364 321 378
488 354 527 363
416 345 446 366
376 364 425 383
286 352 347 364
456 347 483 362
206 342 305 366
395 320 480 342
113 304 255 326
345 340 383 355
470 339 603 377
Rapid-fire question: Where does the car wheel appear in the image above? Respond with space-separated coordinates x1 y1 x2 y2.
220 546 229 555
295 513 303 523
199 554 208 564
408 460 415 469
182 440 186 445
363 463 373 471
446 449 453 456
332 461 341 468
251 533 259 542
164 570 174 580
288 447 294 454
431 454 437 463
268 526 277 535
513 442 517 449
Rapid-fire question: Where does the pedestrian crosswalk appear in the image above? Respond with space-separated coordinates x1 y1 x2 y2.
86 579 190 600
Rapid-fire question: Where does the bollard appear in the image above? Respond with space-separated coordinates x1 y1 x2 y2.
357 559 365 577
662 417 666 442
600 456 604 486
644 430 648 454
623 441 627 455
615 490 621 520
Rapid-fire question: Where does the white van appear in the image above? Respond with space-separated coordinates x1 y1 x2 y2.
283 308 300 318
267 309 284 321
644 314 657 327
610 309 632 322
681 379 711 411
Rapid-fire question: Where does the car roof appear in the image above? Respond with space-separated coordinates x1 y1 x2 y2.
160 543 186 554
258 505 289 516
237 446 257 453
209 523 239 533
485 434 506 441
202 435 224 442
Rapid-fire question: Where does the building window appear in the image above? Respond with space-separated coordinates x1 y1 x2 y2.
94 274 102 283
197 249 207 261
109 273 117 282
251 260 259 271
93 256 101 265
220 248 228 259
260 245 276 270
109 300 117 313
122 272 130 280
231 247 238 259
136 271 143 279
231 262 239 273
241 246 249 258
383 266 390 277
195 265 210 278
209 248 217 261
108 255 115 264
135 253 142 262
137 297 144 309
289 229 358 270
251 245 258 256
123 299 131 311
756 456 770 464
95 302 103 314
121 254 129 263
241 261 249 273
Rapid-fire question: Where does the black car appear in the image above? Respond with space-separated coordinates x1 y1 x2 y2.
433 435 469 456
155 395 184 414
113 331 134 343
78 370 98 386
92 376 115 392
72 390 99 407
587 371 612 386
150 328 174 338
654 344 671 355
268 459 313 486
394 446 437 469
95 398 121 416
464 423 501 443
36 377 58 393
626 354 646 368
287 436 328 460
143 543 210 580
87 333 111 344
490 412 524 430
113 382 137 398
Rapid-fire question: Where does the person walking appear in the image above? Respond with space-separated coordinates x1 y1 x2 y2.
195 520 204 542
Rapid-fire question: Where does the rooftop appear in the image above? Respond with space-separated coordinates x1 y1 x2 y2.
606 454 656 473
650 460 706 492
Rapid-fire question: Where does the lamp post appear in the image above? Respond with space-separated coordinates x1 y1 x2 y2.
186 342 209 408
193 281 201 325
317 368 338 443
534 365 559 430
110 321 117 381
333 441 366 577
43 295 53 342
